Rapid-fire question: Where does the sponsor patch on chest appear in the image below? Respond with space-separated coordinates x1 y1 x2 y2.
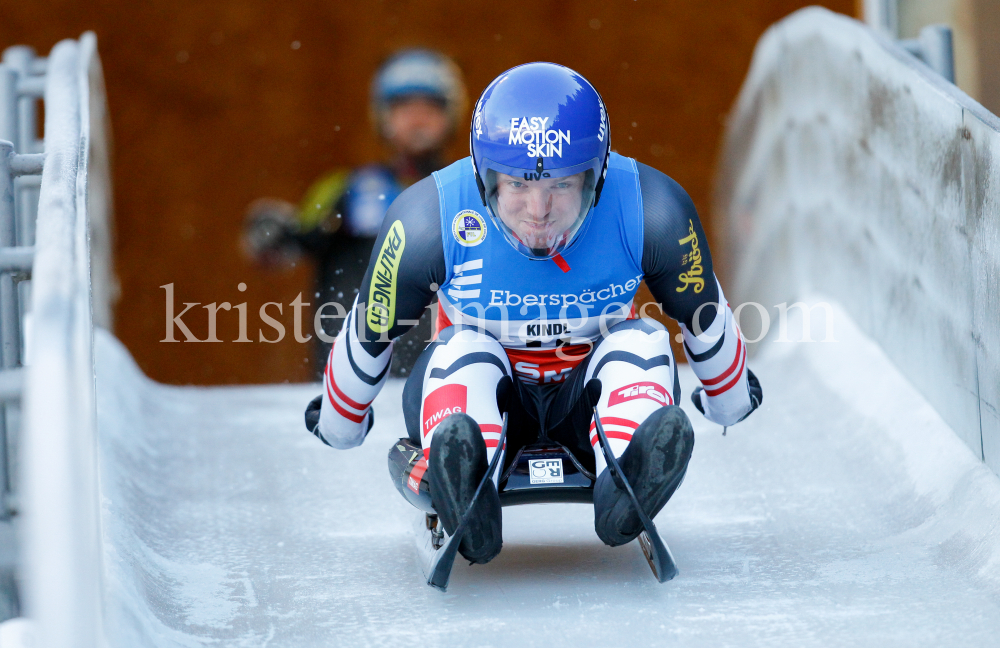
452 209 487 247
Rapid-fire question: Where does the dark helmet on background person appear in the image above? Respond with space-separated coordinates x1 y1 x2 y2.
370 49 467 138
470 62 611 260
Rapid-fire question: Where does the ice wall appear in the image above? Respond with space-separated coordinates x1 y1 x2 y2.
715 7 1000 475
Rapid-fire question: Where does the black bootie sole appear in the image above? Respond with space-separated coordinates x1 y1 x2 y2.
428 413 503 564
594 405 695 547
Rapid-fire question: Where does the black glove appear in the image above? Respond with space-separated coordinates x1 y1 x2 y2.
242 198 301 266
304 394 375 447
690 387 705 415
745 369 763 414
305 394 322 434
690 368 763 422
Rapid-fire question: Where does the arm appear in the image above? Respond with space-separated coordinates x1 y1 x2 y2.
637 162 761 426
243 171 350 265
289 170 351 257
310 176 446 448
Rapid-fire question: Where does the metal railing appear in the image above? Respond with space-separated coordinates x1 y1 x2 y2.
862 1 956 83
900 24 955 83
0 33 111 648
0 43 47 623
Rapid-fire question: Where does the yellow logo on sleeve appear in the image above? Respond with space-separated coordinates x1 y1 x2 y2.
676 219 705 293
367 220 406 333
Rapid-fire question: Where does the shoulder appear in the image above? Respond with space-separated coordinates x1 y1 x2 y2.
608 151 639 173
635 161 709 280
636 162 697 219
636 161 701 245
383 175 442 235
347 163 400 192
439 156 474 174
297 169 351 228
432 156 476 188
308 167 352 189
428 157 482 225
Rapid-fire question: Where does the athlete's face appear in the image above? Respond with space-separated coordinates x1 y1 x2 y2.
383 96 450 156
494 172 585 251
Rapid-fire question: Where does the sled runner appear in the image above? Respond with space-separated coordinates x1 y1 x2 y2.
387 380 678 591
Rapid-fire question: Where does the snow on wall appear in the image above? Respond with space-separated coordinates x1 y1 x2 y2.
20 36 104 648
715 7 1000 476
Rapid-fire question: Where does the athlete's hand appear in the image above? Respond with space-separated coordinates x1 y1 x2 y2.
304 394 375 448
745 369 763 418
691 369 762 426
305 394 322 435
242 198 301 267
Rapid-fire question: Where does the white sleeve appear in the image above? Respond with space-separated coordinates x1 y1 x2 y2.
316 300 393 448
680 279 753 426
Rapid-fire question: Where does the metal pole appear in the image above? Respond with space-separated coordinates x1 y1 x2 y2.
2 46 37 155
0 46 40 622
0 142 13 519
0 143 21 371
4 47 42 253
13 176 38 246
0 67 15 147
864 0 899 38
0 71 17 515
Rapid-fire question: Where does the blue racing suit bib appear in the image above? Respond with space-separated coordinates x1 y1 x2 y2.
433 153 644 383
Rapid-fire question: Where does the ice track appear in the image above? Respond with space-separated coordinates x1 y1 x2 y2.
97 304 1000 647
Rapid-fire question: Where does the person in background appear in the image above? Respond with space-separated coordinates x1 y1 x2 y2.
243 49 466 377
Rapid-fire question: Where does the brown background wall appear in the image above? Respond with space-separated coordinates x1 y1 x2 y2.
2 0 854 385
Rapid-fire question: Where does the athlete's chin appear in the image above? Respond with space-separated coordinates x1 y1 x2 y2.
518 234 555 249
515 225 554 246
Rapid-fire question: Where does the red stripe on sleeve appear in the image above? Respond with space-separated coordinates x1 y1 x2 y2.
326 381 367 423
328 371 373 413
700 334 743 387
325 343 376 411
704 342 747 397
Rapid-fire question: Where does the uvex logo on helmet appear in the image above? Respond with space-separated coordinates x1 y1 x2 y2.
474 100 484 138
508 117 571 158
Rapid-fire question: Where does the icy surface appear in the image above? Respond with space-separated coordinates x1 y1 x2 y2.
96 305 1000 647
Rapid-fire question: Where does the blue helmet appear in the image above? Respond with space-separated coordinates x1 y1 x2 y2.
370 49 467 137
470 62 610 259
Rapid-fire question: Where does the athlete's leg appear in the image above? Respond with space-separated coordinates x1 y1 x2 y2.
415 325 511 563
403 333 538 458
583 319 695 546
417 326 511 471
402 338 434 444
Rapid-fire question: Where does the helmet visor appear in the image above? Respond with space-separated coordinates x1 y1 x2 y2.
482 160 599 259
